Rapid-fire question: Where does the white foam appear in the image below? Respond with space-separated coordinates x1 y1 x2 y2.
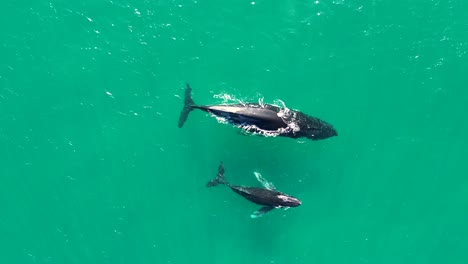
213 115 229 125
235 124 282 137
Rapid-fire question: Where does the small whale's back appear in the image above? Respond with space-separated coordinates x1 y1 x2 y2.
230 186 285 206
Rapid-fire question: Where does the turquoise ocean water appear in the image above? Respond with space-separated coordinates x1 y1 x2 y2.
1 1 468 263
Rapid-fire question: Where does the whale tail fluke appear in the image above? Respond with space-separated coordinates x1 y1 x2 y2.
178 83 196 128
207 162 228 187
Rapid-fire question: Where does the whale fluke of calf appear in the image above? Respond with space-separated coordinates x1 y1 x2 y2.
178 84 337 140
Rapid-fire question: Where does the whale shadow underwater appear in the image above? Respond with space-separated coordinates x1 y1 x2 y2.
207 162 302 218
178 84 337 140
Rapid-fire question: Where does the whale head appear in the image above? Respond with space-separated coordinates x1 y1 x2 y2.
277 195 302 207
295 112 337 140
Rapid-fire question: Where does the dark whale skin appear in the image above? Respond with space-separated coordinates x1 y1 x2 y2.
178 84 337 140
206 162 301 218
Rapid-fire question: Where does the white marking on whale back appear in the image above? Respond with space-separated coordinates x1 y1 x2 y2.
277 195 293 205
254 172 276 190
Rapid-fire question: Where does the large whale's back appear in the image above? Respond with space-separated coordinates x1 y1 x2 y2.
203 104 287 130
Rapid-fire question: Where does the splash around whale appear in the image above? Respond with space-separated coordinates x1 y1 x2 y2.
178 84 337 140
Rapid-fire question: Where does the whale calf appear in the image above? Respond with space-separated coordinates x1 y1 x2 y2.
207 162 301 218
178 84 337 140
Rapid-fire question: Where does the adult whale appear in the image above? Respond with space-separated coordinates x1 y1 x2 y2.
178 84 337 140
207 162 302 218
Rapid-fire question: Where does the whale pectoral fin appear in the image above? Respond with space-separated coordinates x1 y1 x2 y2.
254 172 276 190
250 206 275 218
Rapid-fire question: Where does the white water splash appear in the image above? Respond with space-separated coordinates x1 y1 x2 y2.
236 124 282 137
274 99 292 119
274 99 301 134
213 93 243 104
105 90 114 99
258 97 265 108
213 115 229 125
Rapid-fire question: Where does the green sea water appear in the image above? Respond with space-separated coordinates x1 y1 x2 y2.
1 0 468 263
